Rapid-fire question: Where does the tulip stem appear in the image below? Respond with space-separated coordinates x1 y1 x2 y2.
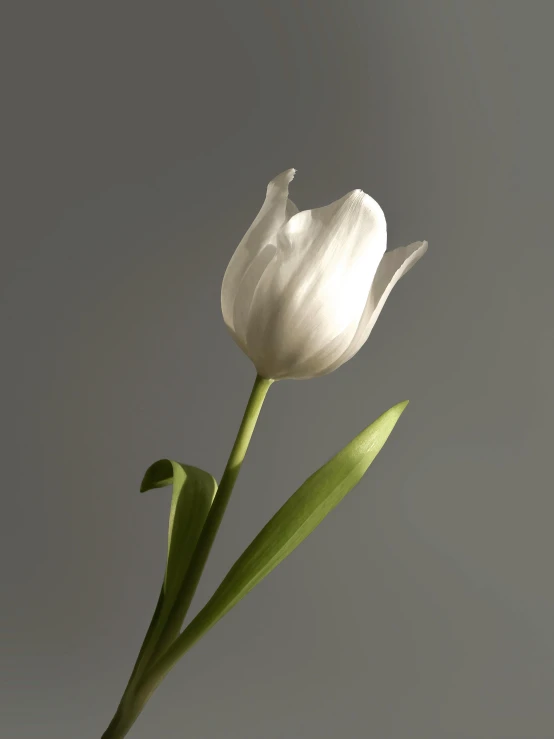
152 373 273 655
101 374 273 739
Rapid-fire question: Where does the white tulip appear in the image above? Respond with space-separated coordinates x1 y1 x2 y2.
221 169 427 380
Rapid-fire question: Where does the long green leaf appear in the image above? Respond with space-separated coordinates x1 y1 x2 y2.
153 401 408 675
140 459 217 613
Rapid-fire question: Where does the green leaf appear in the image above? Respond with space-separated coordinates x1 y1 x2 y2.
140 459 217 612
178 400 408 648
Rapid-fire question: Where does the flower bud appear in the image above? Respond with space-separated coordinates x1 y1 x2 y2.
222 169 427 380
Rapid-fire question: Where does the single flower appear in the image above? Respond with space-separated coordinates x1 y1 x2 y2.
221 168 427 380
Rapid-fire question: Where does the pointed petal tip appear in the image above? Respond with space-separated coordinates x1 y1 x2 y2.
408 240 429 261
268 168 296 190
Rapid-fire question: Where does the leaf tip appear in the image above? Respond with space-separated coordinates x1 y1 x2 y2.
139 458 174 493
385 400 409 422
383 400 410 431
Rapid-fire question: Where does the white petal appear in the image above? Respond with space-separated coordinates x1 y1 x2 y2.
244 190 387 379
283 325 358 379
285 198 299 222
231 243 277 346
221 168 296 332
317 240 428 376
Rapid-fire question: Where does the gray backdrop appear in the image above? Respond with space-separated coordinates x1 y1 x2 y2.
2 1 553 738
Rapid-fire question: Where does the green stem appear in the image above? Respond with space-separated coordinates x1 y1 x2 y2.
100 584 166 737
127 585 165 685
154 374 272 654
129 578 242 704
101 374 272 739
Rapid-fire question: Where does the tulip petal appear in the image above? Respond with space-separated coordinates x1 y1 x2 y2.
221 168 296 333
286 198 299 221
318 240 428 376
232 243 278 347
245 190 387 379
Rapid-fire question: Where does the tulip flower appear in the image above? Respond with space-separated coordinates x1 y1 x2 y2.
222 168 427 380
101 167 428 739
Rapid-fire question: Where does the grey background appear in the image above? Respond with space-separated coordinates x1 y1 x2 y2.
1 1 553 737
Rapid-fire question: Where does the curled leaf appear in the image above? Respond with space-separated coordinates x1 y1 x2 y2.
141 460 217 612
